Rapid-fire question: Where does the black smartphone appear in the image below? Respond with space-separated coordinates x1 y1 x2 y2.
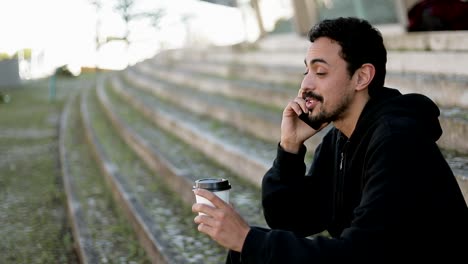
298 111 322 130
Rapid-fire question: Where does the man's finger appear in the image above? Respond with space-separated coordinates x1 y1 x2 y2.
292 96 308 114
194 188 227 208
192 201 216 215
194 214 216 227
197 222 214 236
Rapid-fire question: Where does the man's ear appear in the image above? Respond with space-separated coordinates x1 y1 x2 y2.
355 63 375 91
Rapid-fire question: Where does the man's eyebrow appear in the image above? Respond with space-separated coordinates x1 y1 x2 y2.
304 58 329 66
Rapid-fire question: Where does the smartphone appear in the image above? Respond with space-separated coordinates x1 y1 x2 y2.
298 111 322 130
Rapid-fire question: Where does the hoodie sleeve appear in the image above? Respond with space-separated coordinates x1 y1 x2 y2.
240 227 349 264
261 129 339 236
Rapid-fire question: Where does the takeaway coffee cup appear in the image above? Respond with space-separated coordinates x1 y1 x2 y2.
194 178 231 214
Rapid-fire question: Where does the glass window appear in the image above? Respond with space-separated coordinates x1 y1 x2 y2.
315 0 400 25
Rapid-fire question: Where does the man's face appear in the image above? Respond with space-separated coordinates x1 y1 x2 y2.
299 37 356 127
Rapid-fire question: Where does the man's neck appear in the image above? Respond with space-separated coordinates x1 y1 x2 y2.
334 93 370 138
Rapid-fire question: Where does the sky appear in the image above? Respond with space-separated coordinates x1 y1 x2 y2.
0 0 292 74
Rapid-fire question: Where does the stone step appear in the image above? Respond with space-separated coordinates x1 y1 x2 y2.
103 74 268 224
154 48 468 109
137 61 296 110
383 31 468 52
96 77 196 206
256 31 468 52
153 57 301 86
143 55 468 156
122 65 327 157
81 80 205 263
109 74 275 187
59 91 100 263
59 89 149 263
156 45 468 77
95 73 269 261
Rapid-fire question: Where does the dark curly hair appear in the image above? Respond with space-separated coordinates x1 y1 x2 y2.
308 17 387 97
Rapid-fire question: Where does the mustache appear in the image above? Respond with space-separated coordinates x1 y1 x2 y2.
302 91 323 102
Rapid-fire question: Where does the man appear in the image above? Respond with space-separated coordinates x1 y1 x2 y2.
192 17 468 263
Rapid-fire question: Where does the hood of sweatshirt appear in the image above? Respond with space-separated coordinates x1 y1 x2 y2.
351 87 442 143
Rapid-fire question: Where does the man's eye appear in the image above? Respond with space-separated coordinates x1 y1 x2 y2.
303 70 309 75
316 72 326 76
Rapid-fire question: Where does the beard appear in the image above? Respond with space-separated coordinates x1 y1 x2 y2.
306 91 352 129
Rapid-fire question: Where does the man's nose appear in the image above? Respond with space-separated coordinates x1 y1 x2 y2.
299 74 315 96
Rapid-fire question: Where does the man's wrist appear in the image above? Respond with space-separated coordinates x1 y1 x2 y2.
279 141 301 154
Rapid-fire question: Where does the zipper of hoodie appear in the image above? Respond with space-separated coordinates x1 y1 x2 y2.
340 151 344 170
336 140 349 223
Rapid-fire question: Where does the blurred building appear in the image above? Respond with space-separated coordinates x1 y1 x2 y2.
288 0 468 36
290 0 413 35
200 0 238 7
0 59 21 87
203 0 467 37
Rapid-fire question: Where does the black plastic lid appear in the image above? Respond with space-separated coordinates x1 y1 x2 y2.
194 178 231 191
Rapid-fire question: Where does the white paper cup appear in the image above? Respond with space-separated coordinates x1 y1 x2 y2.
194 178 231 215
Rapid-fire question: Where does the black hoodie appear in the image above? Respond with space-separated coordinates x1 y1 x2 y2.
235 87 468 263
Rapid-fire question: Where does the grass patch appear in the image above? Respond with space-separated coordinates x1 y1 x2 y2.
0 76 82 263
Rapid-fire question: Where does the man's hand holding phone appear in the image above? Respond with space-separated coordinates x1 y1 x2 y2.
280 96 328 153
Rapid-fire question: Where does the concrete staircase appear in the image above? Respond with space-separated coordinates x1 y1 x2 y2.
60 30 468 263
148 31 468 197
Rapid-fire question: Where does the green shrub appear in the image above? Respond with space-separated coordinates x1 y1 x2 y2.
0 52 11 61
13 48 32 60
